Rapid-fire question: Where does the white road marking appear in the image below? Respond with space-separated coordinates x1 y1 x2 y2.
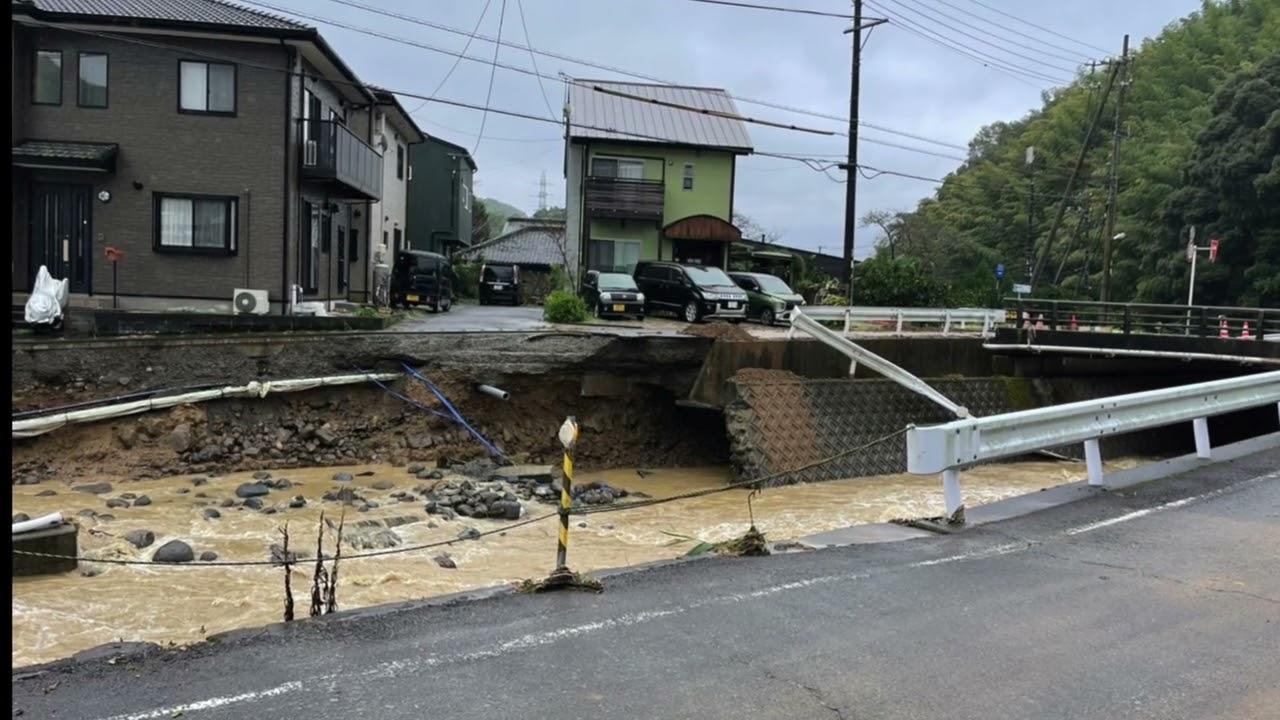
89 469 1278 719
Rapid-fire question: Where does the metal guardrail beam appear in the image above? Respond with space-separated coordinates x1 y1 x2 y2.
905 370 1280 522
789 310 969 418
801 306 1003 336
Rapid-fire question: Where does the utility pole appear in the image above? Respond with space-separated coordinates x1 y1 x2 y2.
1025 146 1035 284
840 0 886 302
1100 34 1130 305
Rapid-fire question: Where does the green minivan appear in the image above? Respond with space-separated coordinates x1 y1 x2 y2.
728 272 806 325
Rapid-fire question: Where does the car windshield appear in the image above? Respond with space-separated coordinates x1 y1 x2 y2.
483 266 514 282
754 275 795 295
685 266 736 289
597 273 637 291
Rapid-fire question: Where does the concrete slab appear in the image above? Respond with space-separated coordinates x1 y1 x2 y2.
794 522 937 548
492 464 555 483
12 523 78 577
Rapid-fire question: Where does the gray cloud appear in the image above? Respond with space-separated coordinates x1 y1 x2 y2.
255 0 1201 257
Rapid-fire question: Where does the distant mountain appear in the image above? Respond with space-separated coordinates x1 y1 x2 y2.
480 198 526 225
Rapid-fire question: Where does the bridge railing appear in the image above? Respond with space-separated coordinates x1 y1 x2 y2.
800 306 1005 337
1003 298 1280 339
905 370 1280 523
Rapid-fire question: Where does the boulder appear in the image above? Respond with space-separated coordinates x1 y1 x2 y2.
124 529 156 549
153 540 194 563
36 490 57 497
133 495 153 507
288 496 306 509
202 508 222 520
16 474 40 485
106 498 131 509
242 497 264 510
457 526 482 541
235 483 270 498
371 480 395 491
489 500 523 521
219 498 236 508
345 528 402 551
168 424 193 453
315 426 340 446
200 551 219 562
114 424 138 450
332 472 354 483
13 513 31 524
433 554 457 569
73 482 113 495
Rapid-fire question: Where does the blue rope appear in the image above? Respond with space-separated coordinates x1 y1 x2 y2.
400 363 507 459
351 366 452 420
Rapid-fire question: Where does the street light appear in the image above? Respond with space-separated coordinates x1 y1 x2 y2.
1113 232 1126 241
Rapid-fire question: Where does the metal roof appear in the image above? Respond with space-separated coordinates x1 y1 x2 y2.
458 224 566 267
567 80 753 153
12 0 310 31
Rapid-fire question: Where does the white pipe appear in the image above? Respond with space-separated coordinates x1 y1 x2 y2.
981 343 1280 366
13 372 400 439
12 511 63 535
477 384 510 400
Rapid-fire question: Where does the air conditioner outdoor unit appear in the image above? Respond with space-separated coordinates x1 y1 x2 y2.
304 139 318 166
232 288 270 315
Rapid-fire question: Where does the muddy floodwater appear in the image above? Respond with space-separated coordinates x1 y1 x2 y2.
11 459 1138 667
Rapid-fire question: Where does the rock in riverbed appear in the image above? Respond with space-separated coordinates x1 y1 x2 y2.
73 482 113 495
124 529 156 549
235 483 270 498
153 540 194 563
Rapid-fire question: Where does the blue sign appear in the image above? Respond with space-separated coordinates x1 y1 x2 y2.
996 263 1006 279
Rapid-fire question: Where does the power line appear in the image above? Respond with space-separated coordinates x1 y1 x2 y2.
310 0 968 150
514 0 557 121
960 0 1113 55
921 0 1100 63
407 0 493 116
472 0 508 155
685 0 853 18
890 0 1091 66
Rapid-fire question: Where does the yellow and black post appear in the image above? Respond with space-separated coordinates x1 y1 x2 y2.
555 415 579 570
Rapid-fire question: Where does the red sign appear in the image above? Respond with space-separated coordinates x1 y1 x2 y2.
105 246 125 262
1209 239 1220 263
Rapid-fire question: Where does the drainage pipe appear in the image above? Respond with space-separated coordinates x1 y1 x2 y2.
12 511 63 535
477 384 511 401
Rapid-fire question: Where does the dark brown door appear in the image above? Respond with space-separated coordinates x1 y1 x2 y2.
31 183 92 294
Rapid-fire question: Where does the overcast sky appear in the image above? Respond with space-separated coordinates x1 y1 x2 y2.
252 0 1201 257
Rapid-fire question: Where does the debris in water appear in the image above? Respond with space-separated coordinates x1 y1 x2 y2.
515 567 604 594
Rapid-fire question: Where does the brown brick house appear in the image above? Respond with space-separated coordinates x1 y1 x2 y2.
10 0 385 314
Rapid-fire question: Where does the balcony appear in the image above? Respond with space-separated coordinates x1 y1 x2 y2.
584 176 664 221
298 119 383 201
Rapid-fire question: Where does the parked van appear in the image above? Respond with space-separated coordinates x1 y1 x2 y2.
390 250 454 312
633 261 748 323
479 262 522 306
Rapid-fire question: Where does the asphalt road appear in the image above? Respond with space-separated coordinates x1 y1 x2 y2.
13 450 1280 720
393 303 550 333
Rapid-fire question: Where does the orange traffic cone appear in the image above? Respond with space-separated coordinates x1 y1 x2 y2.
1219 319 1229 338
1021 311 1031 329
1035 314 1046 330
1240 321 1253 340
1069 315 1079 331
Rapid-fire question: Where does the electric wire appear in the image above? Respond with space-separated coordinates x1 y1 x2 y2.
406 0 493 116
886 0 1089 70
515 0 559 121
472 0 509 155
685 0 853 18
959 0 1114 55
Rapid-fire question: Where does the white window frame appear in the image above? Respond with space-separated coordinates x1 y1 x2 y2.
154 194 238 255
179 60 236 115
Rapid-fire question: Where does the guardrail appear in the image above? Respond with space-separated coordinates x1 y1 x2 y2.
800 306 1005 337
1004 298 1280 339
905 370 1280 523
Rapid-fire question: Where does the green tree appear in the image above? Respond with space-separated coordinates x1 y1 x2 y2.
472 200 491 245
850 257 954 307
533 206 566 220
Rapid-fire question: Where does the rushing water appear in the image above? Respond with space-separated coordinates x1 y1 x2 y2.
11 458 1137 667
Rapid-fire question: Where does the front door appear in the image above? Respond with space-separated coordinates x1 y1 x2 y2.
31 183 93 294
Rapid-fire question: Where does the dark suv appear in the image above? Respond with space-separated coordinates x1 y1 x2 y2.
478 262 522 306
633 261 748 323
390 250 453 312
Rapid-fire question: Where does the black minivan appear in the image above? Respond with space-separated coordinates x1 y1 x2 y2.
391 250 454 312
478 262 522 306
633 261 748 323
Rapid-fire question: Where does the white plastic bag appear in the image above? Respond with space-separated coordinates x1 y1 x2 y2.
25 265 69 325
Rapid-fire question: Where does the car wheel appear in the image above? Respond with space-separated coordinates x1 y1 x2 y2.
760 308 775 326
429 302 439 313
442 297 452 313
683 300 700 323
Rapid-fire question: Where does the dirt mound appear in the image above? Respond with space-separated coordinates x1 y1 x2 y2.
731 368 802 384
681 323 753 342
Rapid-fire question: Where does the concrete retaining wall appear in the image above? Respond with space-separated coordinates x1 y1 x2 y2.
12 523 78 577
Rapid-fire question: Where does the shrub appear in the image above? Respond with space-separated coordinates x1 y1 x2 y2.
453 260 482 299
542 290 589 323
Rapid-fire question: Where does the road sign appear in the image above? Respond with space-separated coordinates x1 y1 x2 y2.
996 263 1005 279
1209 239 1220 262
1012 283 1032 295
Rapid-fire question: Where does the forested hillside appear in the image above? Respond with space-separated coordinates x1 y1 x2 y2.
860 0 1280 308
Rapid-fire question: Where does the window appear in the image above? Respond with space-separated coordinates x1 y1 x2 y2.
33 50 62 105
396 144 405 181
179 60 236 114
302 202 321 292
683 163 694 190
588 239 641 274
77 52 108 108
462 185 469 210
592 157 644 179
154 194 238 254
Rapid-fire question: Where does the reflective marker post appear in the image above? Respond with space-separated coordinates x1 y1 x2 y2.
556 416 579 570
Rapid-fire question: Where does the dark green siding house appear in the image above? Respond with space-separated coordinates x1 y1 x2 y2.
406 135 475 255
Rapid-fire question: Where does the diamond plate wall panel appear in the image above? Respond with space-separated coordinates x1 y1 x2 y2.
725 377 1026 485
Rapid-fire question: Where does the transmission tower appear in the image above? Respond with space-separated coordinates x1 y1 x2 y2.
538 171 548 212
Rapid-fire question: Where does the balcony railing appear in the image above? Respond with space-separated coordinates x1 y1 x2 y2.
584 176 664 221
298 119 383 201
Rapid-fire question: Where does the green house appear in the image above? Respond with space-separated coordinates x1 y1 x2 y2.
564 80 754 278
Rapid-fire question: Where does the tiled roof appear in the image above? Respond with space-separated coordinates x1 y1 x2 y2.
12 139 118 171
458 224 567 267
567 80 753 152
12 0 310 31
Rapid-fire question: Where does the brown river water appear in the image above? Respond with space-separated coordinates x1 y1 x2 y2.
11 459 1138 667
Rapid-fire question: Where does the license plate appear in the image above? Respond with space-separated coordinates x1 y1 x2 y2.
612 304 625 313
406 294 419 302
493 283 506 290
727 301 738 309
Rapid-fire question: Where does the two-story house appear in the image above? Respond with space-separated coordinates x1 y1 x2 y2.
347 86 424 304
564 80 754 278
406 134 476 255
10 0 384 315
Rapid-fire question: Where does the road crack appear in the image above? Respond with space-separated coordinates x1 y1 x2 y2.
732 657 847 719
1040 553 1280 605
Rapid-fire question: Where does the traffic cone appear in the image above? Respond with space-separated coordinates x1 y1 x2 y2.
1069 315 1079 331
1035 314 1046 330
1021 311 1031 329
1240 321 1253 340
1219 319 1229 338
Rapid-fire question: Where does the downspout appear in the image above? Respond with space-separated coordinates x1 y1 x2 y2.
280 40 296 315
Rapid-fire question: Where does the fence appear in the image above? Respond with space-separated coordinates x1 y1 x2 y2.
799 306 1005 337
1004 298 1280 339
905 370 1280 522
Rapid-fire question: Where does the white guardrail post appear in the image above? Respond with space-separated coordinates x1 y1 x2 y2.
799 306 1004 337
905 370 1280 523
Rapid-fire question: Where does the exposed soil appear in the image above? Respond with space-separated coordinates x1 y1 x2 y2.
731 368 803 383
12 372 730 484
681 323 753 342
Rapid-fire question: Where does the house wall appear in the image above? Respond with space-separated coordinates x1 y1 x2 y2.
565 143 584 277
407 137 472 255
354 107 412 302
13 27 290 306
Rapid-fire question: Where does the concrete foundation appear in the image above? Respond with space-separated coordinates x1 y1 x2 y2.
12 523 78 577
